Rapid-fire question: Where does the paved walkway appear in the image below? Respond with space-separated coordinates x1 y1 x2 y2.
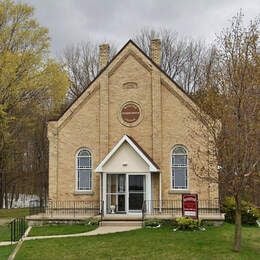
3 225 140 259
0 218 11 225
24 226 140 241
0 225 140 246
0 241 17 246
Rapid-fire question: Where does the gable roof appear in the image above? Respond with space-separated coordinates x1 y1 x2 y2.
95 135 160 172
55 39 197 122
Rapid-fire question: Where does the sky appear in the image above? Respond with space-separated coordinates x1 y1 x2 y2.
23 0 260 56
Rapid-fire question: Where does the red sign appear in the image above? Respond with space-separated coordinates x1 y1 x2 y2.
121 103 140 123
182 194 198 218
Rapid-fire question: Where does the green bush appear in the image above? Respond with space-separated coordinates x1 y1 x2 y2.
175 217 200 231
144 219 161 228
223 197 259 226
85 218 99 226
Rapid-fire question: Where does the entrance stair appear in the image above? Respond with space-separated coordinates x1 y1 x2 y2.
100 220 142 227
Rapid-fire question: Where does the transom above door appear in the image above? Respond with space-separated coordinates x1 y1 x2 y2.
105 174 146 214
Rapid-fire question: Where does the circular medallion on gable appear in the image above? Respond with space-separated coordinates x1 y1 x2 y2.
118 101 143 127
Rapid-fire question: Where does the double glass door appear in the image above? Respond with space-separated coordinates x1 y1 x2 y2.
106 174 145 214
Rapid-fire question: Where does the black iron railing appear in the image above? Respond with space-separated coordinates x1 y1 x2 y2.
141 200 146 226
10 217 27 242
100 200 104 225
29 200 45 215
142 199 220 217
29 200 100 217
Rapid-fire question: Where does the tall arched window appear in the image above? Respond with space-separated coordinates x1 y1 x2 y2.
76 149 92 191
172 146 188 190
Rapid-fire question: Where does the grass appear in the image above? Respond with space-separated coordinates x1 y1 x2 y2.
0 245 15 260
28 224 97 237
0 224 10 242
0 208 29 219
16 224 260 260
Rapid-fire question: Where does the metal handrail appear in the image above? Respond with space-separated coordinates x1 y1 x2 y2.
100 200 104 226
141 200 146 226
10 217 26 243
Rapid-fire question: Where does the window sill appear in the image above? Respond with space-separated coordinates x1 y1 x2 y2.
74 191 94 195
168 190 190 194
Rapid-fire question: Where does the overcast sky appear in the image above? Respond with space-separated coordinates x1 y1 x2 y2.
23 0 259 56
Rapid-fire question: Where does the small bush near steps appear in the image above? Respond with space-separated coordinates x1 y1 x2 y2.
144 219 161 228
85 218 99 226
174 217 204 231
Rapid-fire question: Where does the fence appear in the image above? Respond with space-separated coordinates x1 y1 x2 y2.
10 217 27 242
29 200 100 217
29 200 45 215
143 199 220 217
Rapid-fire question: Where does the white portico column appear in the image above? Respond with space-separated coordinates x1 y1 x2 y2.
146 173 152 213
99 172 103 214
102 173 107 215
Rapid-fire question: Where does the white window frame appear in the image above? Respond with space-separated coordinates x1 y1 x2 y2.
75 148 92 192
171 145 188 190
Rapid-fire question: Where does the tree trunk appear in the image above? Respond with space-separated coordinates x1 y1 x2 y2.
233 194 242 252
9 185 16 208
4 174 8 209
0 170 3 208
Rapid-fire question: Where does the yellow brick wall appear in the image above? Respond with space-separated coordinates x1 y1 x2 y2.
48 42 218 202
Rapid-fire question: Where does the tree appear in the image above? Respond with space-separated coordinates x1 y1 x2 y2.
0 0 69 208
190 12 259 252
61 41 117 101
133 28 210 93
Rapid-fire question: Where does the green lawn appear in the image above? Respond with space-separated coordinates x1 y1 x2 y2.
0 245 15 260
16 224 260 260
28 224 97 237
0 208 29 219
0 224 10 242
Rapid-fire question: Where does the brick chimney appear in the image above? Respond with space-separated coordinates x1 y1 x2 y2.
150 39 161 66
99 44 110 71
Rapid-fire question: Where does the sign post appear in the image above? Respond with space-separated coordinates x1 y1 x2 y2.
182 194 198 219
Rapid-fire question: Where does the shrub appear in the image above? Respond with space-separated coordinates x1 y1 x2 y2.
175 217 200 231
85 218 99 226
223 197 259 225
144 219 161 228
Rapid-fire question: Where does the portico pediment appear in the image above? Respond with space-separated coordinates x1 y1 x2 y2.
95 135 159 173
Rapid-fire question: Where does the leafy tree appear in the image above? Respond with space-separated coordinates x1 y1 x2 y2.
0 0 69 207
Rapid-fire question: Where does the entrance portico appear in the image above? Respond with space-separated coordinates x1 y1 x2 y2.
96 135 160 215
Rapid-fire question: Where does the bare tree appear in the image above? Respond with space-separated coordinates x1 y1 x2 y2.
133 28 210 93
61 41 117 101
190 12 259 252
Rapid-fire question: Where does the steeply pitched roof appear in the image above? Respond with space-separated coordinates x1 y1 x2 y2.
55 39 195 122
95 134 160 172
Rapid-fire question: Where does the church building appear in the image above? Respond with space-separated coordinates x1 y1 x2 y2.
47 39 219 217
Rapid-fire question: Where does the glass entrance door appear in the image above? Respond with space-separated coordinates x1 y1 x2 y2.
106 174 126 213
128 175 145 211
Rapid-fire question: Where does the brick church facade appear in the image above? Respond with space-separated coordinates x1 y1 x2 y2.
47 39 219 216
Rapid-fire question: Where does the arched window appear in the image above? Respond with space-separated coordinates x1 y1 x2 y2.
172 146 188 189
76 149 92 191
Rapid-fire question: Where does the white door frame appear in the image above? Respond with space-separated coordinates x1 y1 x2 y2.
103 172 151 215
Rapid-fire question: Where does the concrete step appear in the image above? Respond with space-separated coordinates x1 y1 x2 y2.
103 215 142 221
100 221 143 227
